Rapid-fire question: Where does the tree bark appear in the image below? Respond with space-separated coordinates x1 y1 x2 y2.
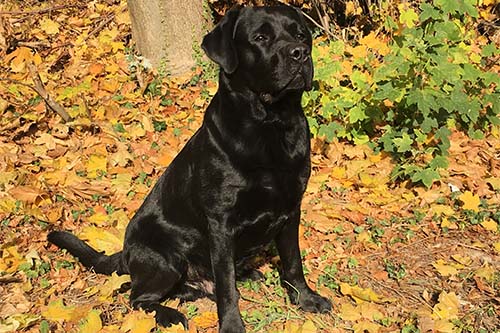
127 0 208 75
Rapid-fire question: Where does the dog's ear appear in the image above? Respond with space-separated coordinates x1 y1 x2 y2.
202 6 241 74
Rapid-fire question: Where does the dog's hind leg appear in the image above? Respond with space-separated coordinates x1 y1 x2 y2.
126 245 189 328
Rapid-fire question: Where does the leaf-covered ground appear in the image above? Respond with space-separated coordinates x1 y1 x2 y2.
0 1 499 332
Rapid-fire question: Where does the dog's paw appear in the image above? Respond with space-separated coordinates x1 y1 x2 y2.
297 291 332 314
155 307 189 329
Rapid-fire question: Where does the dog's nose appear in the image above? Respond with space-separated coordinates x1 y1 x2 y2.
289 45 310 62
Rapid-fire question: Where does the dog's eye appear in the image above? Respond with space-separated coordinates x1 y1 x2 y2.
254 34 268 42
295 33 306 41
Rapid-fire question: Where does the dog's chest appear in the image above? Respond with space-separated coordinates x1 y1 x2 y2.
230 168 304 240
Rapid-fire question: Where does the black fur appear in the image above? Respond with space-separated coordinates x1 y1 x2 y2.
48 6 331 333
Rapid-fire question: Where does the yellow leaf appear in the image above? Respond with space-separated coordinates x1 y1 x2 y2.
161 323 185 333
433 319 455 333
349 45 368 59
432 291 459 320
79 310 102 333
340 303 362 321
87 154 107 178
485 177 500 190
430 204 455 217
352 321 381 333
40 18 60 35
79 226 123 255
42 300 89 323
0 197 17 214
339 283 392 304
331 166 347 179
359 32 390 56
451 254 472 266
480 219 498 232
88 211 109 226
6 47 33 72
111 173 133 195
440 217 457 230
356 230 371 243
0 246 25 273
98 272 131 302
128 123 146 138
432 259 459 277
494 242 500 253
193 311 218 329
121 311 156 333
475 265 495 282
458 191 480 212
359 302 384 321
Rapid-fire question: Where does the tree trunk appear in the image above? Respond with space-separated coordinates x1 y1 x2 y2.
127 0 208 75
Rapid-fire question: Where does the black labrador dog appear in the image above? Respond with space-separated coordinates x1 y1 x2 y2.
48 5 331 332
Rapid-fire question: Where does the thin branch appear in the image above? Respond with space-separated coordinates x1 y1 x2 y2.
27 62 73 123
1 67 73 123
301 10 339 40
85 13 116 41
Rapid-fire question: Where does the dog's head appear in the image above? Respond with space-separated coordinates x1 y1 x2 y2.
202 6 313 103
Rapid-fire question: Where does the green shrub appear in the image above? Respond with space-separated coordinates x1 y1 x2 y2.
303 0 500 187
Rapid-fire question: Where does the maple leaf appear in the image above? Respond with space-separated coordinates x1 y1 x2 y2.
41 300 90 324
87 154 108 178
458 191 480 212
40 18 60 35
399 6 419 28
352 321 381 333
121 310 156 333
98 272 131 302
432 291 460 320
480 219 498 232
432 259 462 277
340 303 362 321
193 311 218 329
79 310 102 333
79 226 123 255
339 283 394 304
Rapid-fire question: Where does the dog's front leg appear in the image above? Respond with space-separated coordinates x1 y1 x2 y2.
275 209 332 313
209 221 245 333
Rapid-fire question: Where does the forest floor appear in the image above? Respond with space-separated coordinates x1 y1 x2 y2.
0 1 499 333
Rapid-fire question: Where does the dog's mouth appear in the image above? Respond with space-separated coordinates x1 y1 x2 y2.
259 70 311 104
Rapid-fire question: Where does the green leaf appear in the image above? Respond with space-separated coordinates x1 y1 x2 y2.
420 3 440 22
400 8 419 28
393 132 413 153
430 156 449 169
434 0 458 14
412 168 440 188
349 106 368 123
318 122 343 142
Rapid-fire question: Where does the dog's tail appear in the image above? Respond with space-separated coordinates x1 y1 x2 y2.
48 231 126 275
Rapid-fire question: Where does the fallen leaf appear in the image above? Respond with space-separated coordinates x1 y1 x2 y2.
339 283 393 303
193 311 218 329
87 154 108 178
41 300 90 323
432 259 460 277
98 272 131 302
340 303 362 321
121 310 156 333
79 226 123 255
79 309 102 333
40 18 60 35
458 191 480 212
480 219 498 232
352 320 381 333
432 291 459 320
